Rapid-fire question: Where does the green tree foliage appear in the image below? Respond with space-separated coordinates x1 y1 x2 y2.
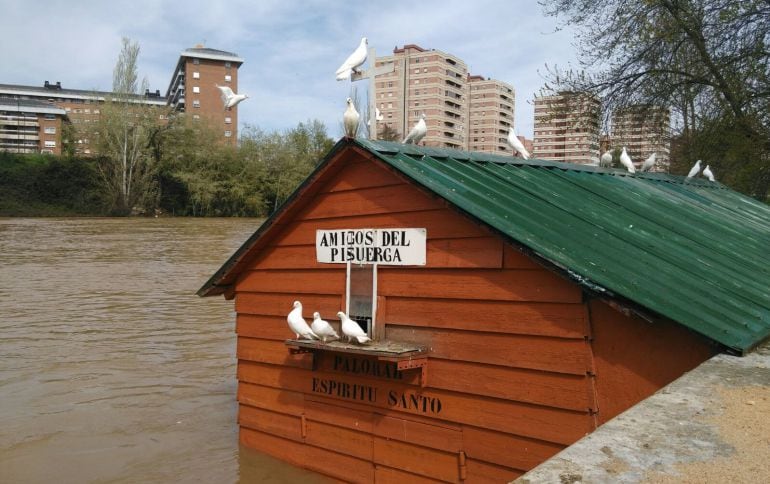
155 118 334 217
240 120 334 213
92 37 169 214
541 0 770 199
0 152 105 216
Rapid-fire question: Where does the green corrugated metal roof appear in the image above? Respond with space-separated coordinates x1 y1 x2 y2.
354 139 770 354
199 138 770 354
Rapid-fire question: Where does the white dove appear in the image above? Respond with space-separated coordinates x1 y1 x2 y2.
311 312 339 342
215 84 248 110
641 152 657 172
337 311 371 344
402 113 427 144
600 150 613 167
343 98 360 138
687 160 702 179
619 147 636 173
287 301 318 340
336 37 368 81
703 164 715 182
506 127 530 159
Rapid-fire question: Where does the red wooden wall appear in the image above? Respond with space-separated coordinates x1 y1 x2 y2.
230 148 716 482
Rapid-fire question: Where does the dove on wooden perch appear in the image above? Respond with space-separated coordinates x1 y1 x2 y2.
338 311 371 344
287 301 318 340
703 164 715 182
215 84 248 110
687 160 702 179
619 147 635 173
641 152 657 172
506 127 530 159
343 98 360 138
336 37 368 81
311 312 339 342
402 113 427 145
600 150 613 167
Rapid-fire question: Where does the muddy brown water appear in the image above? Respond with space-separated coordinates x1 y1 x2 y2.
0 218 330 483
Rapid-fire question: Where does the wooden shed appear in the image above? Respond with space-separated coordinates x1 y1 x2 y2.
199 139 770 483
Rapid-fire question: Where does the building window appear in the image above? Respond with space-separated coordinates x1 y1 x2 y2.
193 100 201 108
41 149 53 154
225 117 232 124
93 109 100 114
224 74 232 82
192 71 200 79
44 114 56 120
193 114 200 120
192 86 200 93
44 127 56 134
193 58 200 65
44 140 56 147
224 61 231 68
224 130 232 137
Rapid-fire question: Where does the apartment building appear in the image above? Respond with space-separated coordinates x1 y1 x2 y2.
467 75 515 154
0 45 244 155
533 91 601 165
0 98 67 154
611 105 671 172
373 44 519 154
374 44 468 149
166 46 244 144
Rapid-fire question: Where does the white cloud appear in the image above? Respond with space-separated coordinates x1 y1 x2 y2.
0 0 579 138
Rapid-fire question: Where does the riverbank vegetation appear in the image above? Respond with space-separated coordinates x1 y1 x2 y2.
0 119 334 217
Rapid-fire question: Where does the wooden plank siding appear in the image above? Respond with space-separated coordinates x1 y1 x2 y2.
231 156 596 481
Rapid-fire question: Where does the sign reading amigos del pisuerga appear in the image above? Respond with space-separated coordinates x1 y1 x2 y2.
316 228 426 265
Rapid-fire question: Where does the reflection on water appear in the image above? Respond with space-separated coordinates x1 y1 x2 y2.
0 218 328 483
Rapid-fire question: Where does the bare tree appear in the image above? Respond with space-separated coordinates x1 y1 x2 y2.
541 0 770 198
93 37 167 214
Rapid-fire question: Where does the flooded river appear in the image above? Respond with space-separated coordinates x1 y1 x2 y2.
0 218 328 483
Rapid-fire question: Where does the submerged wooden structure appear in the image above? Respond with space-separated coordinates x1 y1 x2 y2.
199 139 770 482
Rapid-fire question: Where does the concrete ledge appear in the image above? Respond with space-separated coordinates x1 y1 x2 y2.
516 341 770 483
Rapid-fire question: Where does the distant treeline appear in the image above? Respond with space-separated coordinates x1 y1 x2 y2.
0 120 335 217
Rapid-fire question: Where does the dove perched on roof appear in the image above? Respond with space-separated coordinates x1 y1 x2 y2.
343 98 360 138
600 151 613 167
338 311 371 344
703 164 715 182
641 152 657 172
506 127 530 159
336 37 368 81
311 312 339 342
687 160 702 179
619 147 636 173
287 301 318 340
215 84 248 110
402 113 427 144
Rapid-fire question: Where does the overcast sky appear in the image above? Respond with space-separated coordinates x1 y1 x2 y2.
0 0 579 139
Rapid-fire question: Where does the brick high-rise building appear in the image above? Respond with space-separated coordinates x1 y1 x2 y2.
166 46 244 144
373 44 519 154
374 44 468 149
467 75 515 154
533 91 601 165
611 105 671 172
0 44 245 155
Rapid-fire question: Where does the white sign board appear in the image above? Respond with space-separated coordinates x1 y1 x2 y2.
316 228 426 265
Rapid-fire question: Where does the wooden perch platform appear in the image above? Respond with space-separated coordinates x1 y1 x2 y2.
285 339 430 386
